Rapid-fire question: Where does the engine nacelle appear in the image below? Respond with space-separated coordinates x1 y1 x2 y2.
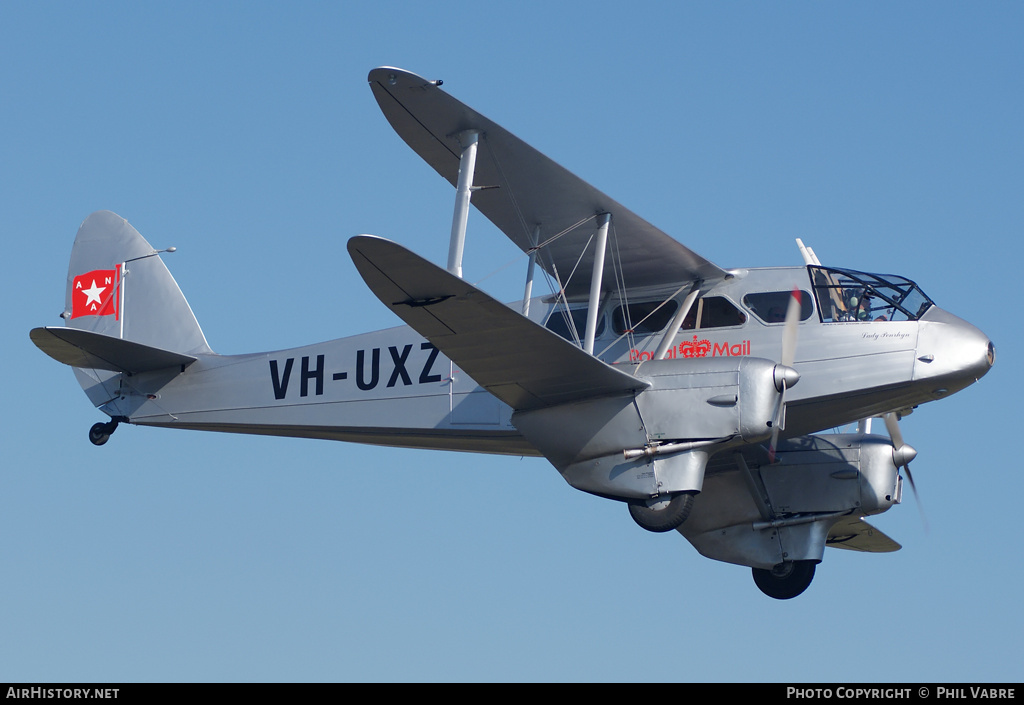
634 356 783 445
680 433 904 570
757 434 902 516
511 357 787 500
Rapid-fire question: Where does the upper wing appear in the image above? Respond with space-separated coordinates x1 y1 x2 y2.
348 235 649 411
369 67 727 298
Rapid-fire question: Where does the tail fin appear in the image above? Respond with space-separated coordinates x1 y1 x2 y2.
32 211 211 413
62 210 211 355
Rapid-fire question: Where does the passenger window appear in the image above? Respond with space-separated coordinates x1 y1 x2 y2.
612 301 679 335
545 308 604 342
743 291 813 323
680 296 747 330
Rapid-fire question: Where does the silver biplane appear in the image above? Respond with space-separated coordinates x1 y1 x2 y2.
31 67 995 599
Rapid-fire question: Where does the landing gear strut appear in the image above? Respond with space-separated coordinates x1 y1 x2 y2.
752 560 817 599
88 417 124 446
628 492 695 533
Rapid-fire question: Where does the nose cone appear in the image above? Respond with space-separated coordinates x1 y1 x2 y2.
915 307 994 395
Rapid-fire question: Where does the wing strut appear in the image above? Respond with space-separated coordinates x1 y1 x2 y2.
584 213 611 354
654 285 700 361
521 225 540 315
447 130 480 278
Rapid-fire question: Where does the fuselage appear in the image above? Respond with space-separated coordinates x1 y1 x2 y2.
100 264 993 455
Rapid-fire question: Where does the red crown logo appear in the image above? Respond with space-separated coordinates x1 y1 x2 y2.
679 335 711 358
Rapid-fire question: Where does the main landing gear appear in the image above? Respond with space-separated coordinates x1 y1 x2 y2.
88 417 126 446
628 491 696 533
752 560 817 599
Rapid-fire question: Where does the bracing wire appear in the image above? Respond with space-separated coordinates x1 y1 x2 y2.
594 280 693 360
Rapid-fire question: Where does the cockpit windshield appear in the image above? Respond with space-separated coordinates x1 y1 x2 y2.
808 266 933 323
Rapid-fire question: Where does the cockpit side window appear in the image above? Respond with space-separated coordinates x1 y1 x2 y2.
743 291 814 324
809 266 933 322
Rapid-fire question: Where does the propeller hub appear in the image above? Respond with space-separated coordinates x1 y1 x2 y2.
773 364 800 393
892 443 918 468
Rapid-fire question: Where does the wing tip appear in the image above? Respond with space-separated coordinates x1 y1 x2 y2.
368 66 433 88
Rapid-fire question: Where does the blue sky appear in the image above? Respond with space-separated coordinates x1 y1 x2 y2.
2 1 1021 682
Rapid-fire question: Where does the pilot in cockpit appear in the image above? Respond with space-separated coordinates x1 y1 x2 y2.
854 295 872 321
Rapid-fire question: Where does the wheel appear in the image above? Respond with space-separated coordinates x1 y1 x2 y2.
628 492 695 533
88 419 121 446
752 560 817 599
88 422 111 446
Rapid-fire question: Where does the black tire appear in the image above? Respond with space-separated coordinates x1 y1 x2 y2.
628 492 695 533
752 560 817 599
88 422 111 446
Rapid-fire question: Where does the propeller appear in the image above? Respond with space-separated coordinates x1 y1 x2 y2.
883 411 928 530
768 289 803 462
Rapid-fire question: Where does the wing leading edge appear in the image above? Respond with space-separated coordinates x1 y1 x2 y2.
368 67 727 298
347 235 649 411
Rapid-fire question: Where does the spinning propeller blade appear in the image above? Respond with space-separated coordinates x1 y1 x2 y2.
884 412 928 530
780 288 801 368
769 289 803 462
883 412 905 449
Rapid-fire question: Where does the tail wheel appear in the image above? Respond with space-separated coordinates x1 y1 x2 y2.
752 560 817 599
88 419 120 447
88 423 111 446
628 492 695 533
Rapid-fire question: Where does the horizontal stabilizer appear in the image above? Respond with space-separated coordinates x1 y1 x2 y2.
30 327 197 374
347 235 648 410
826 516 901 553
